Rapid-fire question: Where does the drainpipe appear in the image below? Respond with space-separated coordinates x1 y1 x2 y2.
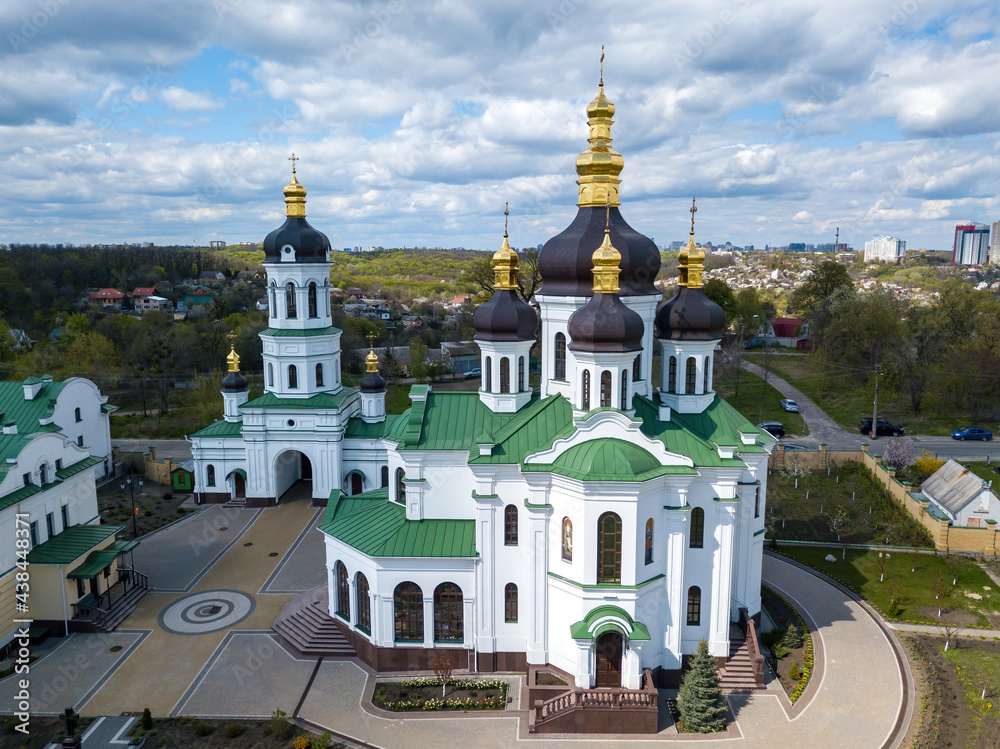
59 565 68 637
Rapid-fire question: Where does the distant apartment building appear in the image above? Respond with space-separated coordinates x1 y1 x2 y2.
864 235 906 262
991 220 1000 264
953 222 990 265
209 240 225 249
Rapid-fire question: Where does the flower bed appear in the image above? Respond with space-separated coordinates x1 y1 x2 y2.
373 677 508 712
761 585 814 702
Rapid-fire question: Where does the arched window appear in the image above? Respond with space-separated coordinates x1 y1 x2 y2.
600 370 612 408
288 365 298 389
687 586 702 625
324 280 330 316
207 465 216 487
500 357 510 393
395 468 405 503
518 356 525 392
597 512 623 584
645 518 653 565
686 357 697 394
554 333 566 380
668 356 677 393
393 582 423 642
633 353 641 382
504 505 518 546
356 573 371 633
581 370 591 410
690 507 705 548
267 363 274 387
316 363 324 387
754 487 761 518
308 282 318 318
504 583 518 623
285 282 297 319
485 357 492 393
269 282 276 317
381 466 389 488
704 356 710 392
433 583 463 642
74 407 82 423
561 517 573 561
335 561 350 620
620 370 629 410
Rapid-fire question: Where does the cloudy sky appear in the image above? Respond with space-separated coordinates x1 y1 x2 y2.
1 0 998 252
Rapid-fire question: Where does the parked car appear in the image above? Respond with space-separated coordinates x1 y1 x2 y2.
780 399 799 412
464 367 482 380
951 426 993 441
783 443 809 451
859 417 904 437
756 421 785 439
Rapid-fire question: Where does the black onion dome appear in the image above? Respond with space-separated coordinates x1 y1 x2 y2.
655 287 726 341
263 216 332 264
538 206 660 297
221 370 249 392
360 370 387 393
472 289 537 342
568 294 644 353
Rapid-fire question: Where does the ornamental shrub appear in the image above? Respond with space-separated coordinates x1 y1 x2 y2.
193 721 212 737
913 451 944 481
270 709 292 740
223 722 243 738
140 708 152 730
310 732 332 749
781 623 804 650
677 639 727 733
789 662 801 681
293 737 310 749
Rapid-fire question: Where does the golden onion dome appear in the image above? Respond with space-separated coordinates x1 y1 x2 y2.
492 203 519 290
591 203 622 293
283 153 307 217
576 50 623 207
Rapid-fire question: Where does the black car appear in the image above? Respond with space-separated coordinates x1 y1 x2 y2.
757 421 785 439
859 417 904 437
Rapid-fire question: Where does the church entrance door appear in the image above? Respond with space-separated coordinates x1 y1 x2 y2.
595 631 623 688
350 473 363 495
232 473 246 498
300 454 312 481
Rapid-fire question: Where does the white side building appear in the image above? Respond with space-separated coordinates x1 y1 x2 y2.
864 235 906 262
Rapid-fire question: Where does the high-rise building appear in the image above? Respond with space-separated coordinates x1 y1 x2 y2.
953 223 990 265
864 235 906 262
991 220 1000 264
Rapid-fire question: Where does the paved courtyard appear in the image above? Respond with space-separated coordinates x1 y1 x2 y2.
1 492 911 748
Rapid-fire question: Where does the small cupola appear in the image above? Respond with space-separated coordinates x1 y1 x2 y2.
221 338 250 422
656 199 725 414
473 205 537 413
360 336 387 423
566 203 644 413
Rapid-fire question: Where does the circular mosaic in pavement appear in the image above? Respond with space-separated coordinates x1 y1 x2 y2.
158 590 256 635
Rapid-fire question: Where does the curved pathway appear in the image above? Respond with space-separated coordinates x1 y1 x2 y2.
296 553 908 748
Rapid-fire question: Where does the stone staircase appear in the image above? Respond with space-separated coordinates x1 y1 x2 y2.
718 616 765 693
223 497 247 509
71 570 149 633
272 585 356 657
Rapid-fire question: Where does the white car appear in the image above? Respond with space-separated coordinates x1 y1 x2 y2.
780 399 799 412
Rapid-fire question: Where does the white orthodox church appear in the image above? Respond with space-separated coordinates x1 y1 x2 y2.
189 78 774 691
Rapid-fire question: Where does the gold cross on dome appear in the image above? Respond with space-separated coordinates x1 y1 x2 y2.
288 152 299 173
504 201 509 237
690 197 697 234
605 197 611 230
367 332 376 347
600 45 605 86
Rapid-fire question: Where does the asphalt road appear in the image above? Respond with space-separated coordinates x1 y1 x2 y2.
740 360 1000 461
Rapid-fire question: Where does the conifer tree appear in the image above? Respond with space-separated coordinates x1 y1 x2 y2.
677 638 727 732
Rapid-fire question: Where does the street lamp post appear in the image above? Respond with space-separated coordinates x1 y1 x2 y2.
870 364 883 441
119 472 143 538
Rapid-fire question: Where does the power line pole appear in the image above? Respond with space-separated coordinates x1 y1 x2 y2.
871 364 883 441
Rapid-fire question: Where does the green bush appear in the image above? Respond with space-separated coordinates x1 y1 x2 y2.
789 662 801 681
781 623 804 650
310 731 332 749
141 708 152 731
223 722 243 738
163 492 173 500
193 721 212 737
270 709 292 740
887 595 901 617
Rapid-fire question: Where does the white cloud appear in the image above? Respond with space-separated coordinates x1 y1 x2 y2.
161 87 223 112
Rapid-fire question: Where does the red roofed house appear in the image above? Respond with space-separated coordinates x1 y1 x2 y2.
87 289 125 308
763 317 812 350
131 287 156 299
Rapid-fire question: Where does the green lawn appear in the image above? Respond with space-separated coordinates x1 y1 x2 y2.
767 462 932 547
743 353 957 436
777 546 999 627
713 365 807 436
942 647 1000 745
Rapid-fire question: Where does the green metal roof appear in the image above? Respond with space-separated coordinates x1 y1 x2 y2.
259 326 342 338
0 379 67 441
242 389 356 411
107 538 139 554
67 549 119 579
0 481 42 512
100 403 118 414
525 438 697 482
26 524 123 565
319 488 476 558
569 605 651 641
55 455 103 480
633 394 748 468
344 413 406 439
190 419 245 438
